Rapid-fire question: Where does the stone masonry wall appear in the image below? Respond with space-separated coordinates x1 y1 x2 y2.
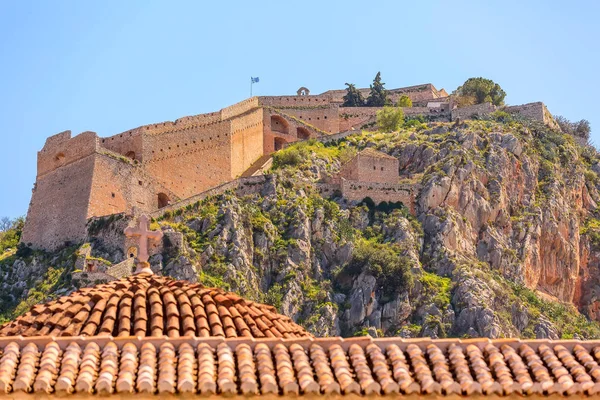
21 155 96 250
230 108 264 178
268 106 340 133
87 152 178 219
451 102 496 120
341 179 418 214
355 152 399 184
37 130 99 177
142 120 233 200
150 175 268 218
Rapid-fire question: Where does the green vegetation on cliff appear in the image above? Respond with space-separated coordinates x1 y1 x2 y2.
3 114 600 340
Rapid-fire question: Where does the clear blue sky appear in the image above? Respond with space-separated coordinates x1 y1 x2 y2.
1 1 598 219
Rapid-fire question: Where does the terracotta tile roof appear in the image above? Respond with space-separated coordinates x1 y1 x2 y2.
0 274 309 339
0 336 600 396
358 147 397 160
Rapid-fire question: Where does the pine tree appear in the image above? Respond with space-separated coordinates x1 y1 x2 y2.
366 72 389 107
342 83 365 107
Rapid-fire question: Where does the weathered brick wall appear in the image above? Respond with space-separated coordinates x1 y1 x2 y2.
21 155 96 250
338 106 447 131
100 131 144 162
150 175 268 218
341 179 418 214
142 121 233 200
262 109 322 154
504 102 560 130
87 152 177 218
355 152 399 184
221 97 260 120
230 108 264 178
451 103 496 120
324 83 444 104
37 130 99 177
106 258 134 279
268 106 340 133
337 150 399 186
258 95 331 107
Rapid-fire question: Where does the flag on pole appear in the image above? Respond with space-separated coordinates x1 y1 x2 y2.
251 77 260 83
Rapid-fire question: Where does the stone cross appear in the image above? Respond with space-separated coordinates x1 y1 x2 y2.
124 215 163 274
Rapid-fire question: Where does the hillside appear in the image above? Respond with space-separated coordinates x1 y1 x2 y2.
3 115 600 339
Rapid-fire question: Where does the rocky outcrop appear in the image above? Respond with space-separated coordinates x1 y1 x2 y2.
3 119 600 340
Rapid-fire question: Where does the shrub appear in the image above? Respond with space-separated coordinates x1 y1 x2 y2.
0 217 24 254
345 239 414 296
376 106 404 133
491 110 513 123
555 115 592 141
338 146 357 164
272 145 310 168
396 95 412 107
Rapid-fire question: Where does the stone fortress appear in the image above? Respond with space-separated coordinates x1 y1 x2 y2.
21 82 557 251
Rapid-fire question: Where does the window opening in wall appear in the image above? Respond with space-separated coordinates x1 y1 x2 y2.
373 166 376 170
111 193 115 198
138 181 143 185
54 152 65 163
381 167 384 171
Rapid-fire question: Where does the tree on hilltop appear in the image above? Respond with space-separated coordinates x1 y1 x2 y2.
342 83 365 107
453 77 506 106
366 72 390 107
555 115 592 141
376 106 404 133
397 95 412 107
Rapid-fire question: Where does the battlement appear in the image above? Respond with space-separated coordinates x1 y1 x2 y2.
38 130 100 177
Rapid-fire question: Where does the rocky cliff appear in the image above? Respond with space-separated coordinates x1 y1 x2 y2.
3 117 600 339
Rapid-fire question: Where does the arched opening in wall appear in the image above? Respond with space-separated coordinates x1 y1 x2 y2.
297 127 310 140
274 137 287 151
125 151 136 160
270 115 289 134
157 193 171 209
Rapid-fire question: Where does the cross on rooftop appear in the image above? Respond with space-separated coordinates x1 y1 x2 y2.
124 215 163 274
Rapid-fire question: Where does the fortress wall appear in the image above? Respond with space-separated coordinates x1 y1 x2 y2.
87 154 173 219
100 131 144 161
339 108 378 131
221 97 260 120
258 95 331 107
451 102 496 120
355 153 399 184
338 157 360 181
338 107 439 131
230 108 264 178
21 155 96 250
325 84 441 104
151 175 268 218
262 110 323 154
504 102 560 130
142 121 233 199
273 106 340 133
37 131 99 177
341 179 418 214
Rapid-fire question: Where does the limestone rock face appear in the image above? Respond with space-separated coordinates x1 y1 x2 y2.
5 120 600 339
